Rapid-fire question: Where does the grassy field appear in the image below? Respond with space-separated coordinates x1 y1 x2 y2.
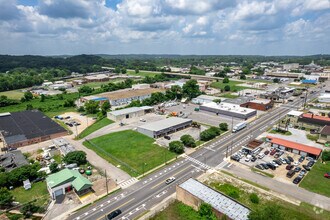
0 90 24 99
149 201 200 220
269 129 292 136
83 130 176 176
219 93 239 98
300 161 330 197
12 181 49 207
127 70 160 78
211 80 251 92
77 117 114 139
209 181 330 220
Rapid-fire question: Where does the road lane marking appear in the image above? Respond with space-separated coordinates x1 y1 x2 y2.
150 166 191 189
96 198 135 220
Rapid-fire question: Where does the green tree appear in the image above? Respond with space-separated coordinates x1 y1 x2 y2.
26 104 34 110
240 74 247 80
114 67 121 74
49 162 59 173
169 141 184 154
63 151 87 165
219 123 228 131
248 204 283 220
224 85 230 91
213 99 221 103
85 100 99 114
20 202 40 218
321 151 330 161
78 85 93 94
77 106 85 112
63 99 75 107
180 134 196 148
0 187 13 208
40 94 46 102
182 79 201 99
101 101 111 115
249 193 260 204
135 69 139 74
199 203 217 220
23 91 33 101
273 78 280 83
121 68 127 74
223 77 229 83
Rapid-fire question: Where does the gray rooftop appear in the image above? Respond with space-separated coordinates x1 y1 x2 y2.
223 97 254 105
109 107 145 116
0 150 29 172
138 117 192 132
179 178 250 220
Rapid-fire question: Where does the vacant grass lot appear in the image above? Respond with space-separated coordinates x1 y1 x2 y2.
0 90 24 99
300 161 330 197
12 181 49 207
127 70 160 78
149 201 200 220
77 117 114 139
83 130 176 177
211 81 251 92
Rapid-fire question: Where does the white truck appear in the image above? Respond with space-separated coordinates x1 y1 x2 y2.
232 122 247 133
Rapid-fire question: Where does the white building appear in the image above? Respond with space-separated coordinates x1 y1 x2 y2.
200 102 257 119
107 106 154 121
318 93 330 103
132 84 150 90
191 95 225 105
283 63 299 70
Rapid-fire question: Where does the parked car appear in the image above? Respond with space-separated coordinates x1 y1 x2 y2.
279 151 284 156
107 209 122 220
255 164 264 170
298 156 305 163
164 135 171 140
287 156 294 162
258 153 265 159
299 170 307 176
286 170 296 178
280 158 287 164
324 172 330 178
294 167 302 172
306 157 314 161
274 153 280 159
264 150 270 155
251 156 257 162
231 155 240 162
293 176 302 184
260 163 269 169
270 149 276 156
293 161 300 166
284 158 291 164
307 161 315 167
302 165 311 171
273 159 282 165
271 161 279 167
245 155 252 162
266 163 276 170
165 177 176 184
286 165 294 170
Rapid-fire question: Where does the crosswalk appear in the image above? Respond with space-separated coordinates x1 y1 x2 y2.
182 155 211 170
119 178 138 188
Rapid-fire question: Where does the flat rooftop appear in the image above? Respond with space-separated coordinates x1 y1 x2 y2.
201 102 256 115
0 110 67 145
109 106 149 116
287 110 303 117
179 178 250 220
138 117 192 132
249 99 271 104
223 96 254 105
193 95 225 101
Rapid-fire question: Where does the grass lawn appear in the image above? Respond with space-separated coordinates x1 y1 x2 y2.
300 161 330 197
219 93 239 98
78 80 124 89
149 201 200 220
0 90 24 100
53 154 62 164
77 117 114 139
211 80 252 92
12 181 49 207
269 129 292 136
127 70 160 78
83 130 176 177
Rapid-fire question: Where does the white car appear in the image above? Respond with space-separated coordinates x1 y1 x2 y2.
294 161 300 166
258 153 265 159
165 177 176 184
280 158 287 164
271 162 279 167
245 155 252 162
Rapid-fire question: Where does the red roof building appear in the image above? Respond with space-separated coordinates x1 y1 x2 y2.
266 136 322 158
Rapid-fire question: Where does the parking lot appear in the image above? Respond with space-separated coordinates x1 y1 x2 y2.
163 103 244 129
232 144 316 185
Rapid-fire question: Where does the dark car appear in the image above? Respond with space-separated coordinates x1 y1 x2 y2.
164 135 171 140
302 165 311 171
231 155 240 162
255 164 264 170
286 170 296 178
324 172 330 178
266 163 276 170
286 165 294 170
299 170 307 176
251 156 257 162
298 156 305 163
273 159 282 165
264 150 270 155
285 159 291 164
307 161 315 167
8 147 17 151
294 167 302 172
260 163 269 169
293 176 302 184
107 209 122 220
287 156 294 162
270 150 276 156
274 153 280 159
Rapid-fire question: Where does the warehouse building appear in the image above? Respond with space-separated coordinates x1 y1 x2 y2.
200 102 257 119
0 110 67 148
266 136 322 159
240 99 273 111
177 178 250 220
191 95 225 105
107 106 154 121
137 117 192 138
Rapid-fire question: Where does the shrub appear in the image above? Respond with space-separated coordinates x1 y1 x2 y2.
169 141 184 154
63 151 87 165
200 127 221 141
224 85 231 91
249 193 260 204
321 151 330 161
219 123 228 131
180 134 196 148
217 183 240 199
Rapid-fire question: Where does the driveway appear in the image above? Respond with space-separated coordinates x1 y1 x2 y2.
44 193 81 220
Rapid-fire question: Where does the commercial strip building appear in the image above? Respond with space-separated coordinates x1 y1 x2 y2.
191 95 225 105
0 110 67 148
318 93 330 103
177 178 250 220
200 102 257 119
46 168 92 199
286 110 304 125
107 106 154 121
137 117 192 138
80 88 164 106
266 136 322 158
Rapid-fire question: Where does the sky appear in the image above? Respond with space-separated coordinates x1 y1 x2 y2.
0 0 329 56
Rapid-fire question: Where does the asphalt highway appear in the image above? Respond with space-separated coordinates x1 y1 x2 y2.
68 89 322 220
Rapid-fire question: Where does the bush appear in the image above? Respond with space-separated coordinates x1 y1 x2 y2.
49 162 59 173
217 183 240 199
180 134 196 148
20 203 40 217
223 77 229 83
200 127 221 141
63 151 87 165
224 85 231 91
0 187 13 208
248 203 283 220
321 151 330 161
169 141 185 154
219 123 228 131
249 193 260 204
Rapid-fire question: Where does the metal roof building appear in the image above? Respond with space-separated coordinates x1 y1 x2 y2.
200 102 257 119
137 117 192 138
107 106 154 121
177 178 250 220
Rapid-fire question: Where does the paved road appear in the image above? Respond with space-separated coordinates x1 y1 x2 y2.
67 88 324 220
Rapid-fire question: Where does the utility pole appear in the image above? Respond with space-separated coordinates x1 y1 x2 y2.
105 169 109 195
303 87 308 110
